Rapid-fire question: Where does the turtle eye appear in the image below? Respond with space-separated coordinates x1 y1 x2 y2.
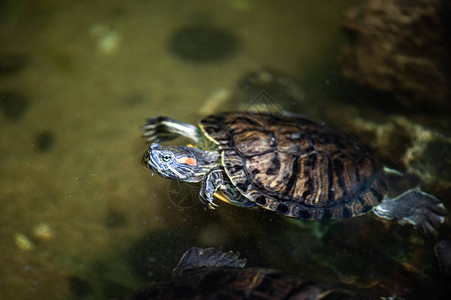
161 154 173 162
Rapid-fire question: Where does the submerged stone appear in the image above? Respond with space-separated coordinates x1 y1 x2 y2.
339 0 450 109
34 131 55 153
0 55 28 74
169 24 238 62
0 91 30 120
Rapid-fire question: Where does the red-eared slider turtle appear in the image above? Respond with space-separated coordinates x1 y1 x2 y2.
128 247 370 300
141 112 446 232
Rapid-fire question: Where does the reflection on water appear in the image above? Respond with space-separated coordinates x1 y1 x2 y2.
0 0 450 299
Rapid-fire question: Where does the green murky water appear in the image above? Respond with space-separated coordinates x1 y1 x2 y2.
1 0 450 299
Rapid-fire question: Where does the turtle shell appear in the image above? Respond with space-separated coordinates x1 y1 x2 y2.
199 112 387 220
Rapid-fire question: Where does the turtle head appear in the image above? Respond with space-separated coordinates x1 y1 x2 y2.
142 143 200 181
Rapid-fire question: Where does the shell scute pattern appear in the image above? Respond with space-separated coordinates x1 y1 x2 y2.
200 112 386 220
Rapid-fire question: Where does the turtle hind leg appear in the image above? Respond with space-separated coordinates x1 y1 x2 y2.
373 189 447 233
141 116 200 143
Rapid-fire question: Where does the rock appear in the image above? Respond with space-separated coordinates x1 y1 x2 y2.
0 55 28 74
34 131 55 153
32 222 54 242
0 91 30 120
339 0 450 109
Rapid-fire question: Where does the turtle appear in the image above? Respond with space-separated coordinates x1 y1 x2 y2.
141 112 446 232
128 247 371 300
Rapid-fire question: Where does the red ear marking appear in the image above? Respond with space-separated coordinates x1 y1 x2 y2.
176 157 197 166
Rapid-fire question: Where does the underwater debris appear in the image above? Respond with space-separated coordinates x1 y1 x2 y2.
88 24 121 55
32 222 54 242
15 233 34 251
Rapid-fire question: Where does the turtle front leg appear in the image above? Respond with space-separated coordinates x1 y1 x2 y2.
141 116 200 143
199 168 223 209
372 189 447 233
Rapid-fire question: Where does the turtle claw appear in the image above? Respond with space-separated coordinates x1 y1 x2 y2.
200 189 220 210
199 194 218 210
141 116 198 144
141 130 158 143
200 168 223 210
208 200 219 208
206 201 219 210
142 132 177 143
373 189 447 233
141 121 180 143
140 122 159 142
